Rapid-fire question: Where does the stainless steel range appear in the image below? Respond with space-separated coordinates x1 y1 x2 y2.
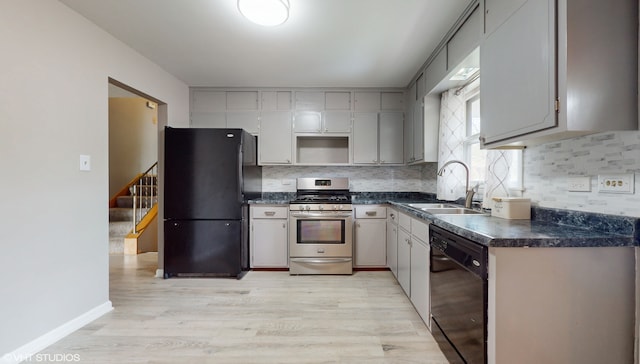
289 177 353 275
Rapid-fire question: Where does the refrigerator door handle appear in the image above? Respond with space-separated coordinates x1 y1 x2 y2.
238 145 244 203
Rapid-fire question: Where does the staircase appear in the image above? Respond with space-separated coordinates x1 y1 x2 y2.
109 172 157 255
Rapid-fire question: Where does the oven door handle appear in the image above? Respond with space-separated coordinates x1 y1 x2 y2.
290 258 353 264
290 213 352 218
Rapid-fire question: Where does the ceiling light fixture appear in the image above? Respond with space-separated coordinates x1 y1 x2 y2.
237 0 290 27
449 67 480 81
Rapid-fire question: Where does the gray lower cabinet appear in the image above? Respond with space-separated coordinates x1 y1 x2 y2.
354 205 387 268
386 209 399 278
409 219 430 326
397 226 411 296
250 206 288 268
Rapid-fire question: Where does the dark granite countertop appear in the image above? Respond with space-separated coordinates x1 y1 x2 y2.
389 202 639 248
249 191 639 248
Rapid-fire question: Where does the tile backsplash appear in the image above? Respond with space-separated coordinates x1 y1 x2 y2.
523 131 640 217
262 165 437 193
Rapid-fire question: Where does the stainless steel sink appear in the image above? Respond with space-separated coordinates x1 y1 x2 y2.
421 207 485 215
407 203 459 209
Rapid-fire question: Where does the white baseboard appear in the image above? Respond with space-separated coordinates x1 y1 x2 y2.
155 268 163 278
1 301 113 364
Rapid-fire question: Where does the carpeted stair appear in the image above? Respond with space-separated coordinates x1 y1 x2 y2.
109 176 157 254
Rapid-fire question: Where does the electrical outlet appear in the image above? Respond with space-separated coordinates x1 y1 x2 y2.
567 176 591 192
597 174 634 194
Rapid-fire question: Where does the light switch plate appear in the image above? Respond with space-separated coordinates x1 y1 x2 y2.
79 154 91 171
567 176 591 192
597 174 634 194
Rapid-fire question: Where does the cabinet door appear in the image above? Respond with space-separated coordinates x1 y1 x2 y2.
325 92 351 110
354 219 387 267
485 0 528 36
191 90 225 112
294 111 322 133
323 111 352 133
259 111 292 164
447 5 482 71
410 237 430 325
379 112 403 164
226 111 259 134
295 91 324 110
262 91 291 111
404 85 415 163
386 220 398 278
480 0 556 145
250 219 288 268
423 94 440 162
354 92 381 111
353 113 378 164
412 100 424 162
190 112 226 128
227 91 258 110
397 228 411 296
381 92 404 111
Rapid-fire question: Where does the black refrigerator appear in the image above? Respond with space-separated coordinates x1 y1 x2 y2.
163 127 261 278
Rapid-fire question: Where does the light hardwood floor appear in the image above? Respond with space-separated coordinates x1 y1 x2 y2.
39 253 448 363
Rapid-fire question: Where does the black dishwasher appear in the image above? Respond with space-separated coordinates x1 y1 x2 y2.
430 224 488 364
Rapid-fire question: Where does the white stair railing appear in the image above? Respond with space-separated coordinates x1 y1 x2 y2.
130 162 158 234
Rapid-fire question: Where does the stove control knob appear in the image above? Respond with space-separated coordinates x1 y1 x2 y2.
305 205 310 211
333 205 338 210
299 205 304 211
318 205 324 211
339 205 343 210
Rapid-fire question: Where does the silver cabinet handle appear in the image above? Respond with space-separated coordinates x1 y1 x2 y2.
365 211 377 216
282 223 286 228
356 222 361 227
264 211 276 216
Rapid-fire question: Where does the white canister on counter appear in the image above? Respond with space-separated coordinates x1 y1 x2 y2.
491 197 531 219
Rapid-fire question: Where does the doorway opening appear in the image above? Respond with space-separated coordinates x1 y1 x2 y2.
107 78 167 278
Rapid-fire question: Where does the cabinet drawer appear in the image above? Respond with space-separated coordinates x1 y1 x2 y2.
398 212 411 231
250 206 288 219
411 218 429 243
355 206 387 219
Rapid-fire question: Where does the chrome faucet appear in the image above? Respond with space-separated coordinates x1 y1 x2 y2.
437 160 475 209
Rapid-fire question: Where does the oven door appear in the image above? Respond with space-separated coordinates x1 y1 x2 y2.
289 211 353 257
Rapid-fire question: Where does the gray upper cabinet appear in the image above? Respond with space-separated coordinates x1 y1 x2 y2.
355 92 381 111
261 91 291 111
480 0 638 147
259 111 292 164
425 48 448 95
353 112 403 165
484 0 527 37
293 111 322 132
295 91 324 110
323 111 352 133
192 90 226 112
226 111 259 134
381 92 405 111
226 91 258 110
325 92 351 110
379 112 404 164
447 5 482 72
480 0 556 145
353 113 379 164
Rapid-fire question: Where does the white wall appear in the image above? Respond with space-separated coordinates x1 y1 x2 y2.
0 0 188 356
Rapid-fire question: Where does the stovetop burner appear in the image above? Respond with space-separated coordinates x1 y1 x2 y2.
291 177 352 204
